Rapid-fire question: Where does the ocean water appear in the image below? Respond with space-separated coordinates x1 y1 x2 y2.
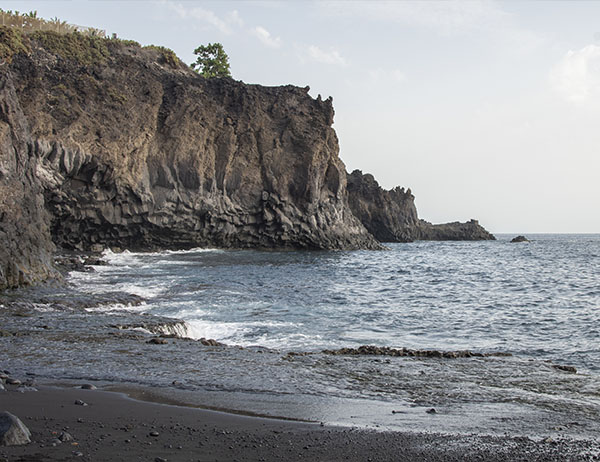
2 234 599 437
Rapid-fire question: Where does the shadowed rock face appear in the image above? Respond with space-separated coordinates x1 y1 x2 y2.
0 73 58 289
347 170 495 242
347 170 419 242
0 35 381 288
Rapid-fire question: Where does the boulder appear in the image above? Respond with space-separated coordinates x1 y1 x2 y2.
0 412 32 446
511 235 529 243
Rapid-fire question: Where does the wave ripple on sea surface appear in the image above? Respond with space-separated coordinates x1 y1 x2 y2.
1 234 599 438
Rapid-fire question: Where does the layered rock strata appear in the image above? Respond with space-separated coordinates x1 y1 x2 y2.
347 170 495 242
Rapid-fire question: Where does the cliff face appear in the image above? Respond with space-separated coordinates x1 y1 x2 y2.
347 170 419 242
0 72 58 288
0 32 382 289
347 170 495 242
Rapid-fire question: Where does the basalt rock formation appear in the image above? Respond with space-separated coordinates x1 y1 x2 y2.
347 170 495 242
0 31 381 289
346 170 419 242
0 30 493 290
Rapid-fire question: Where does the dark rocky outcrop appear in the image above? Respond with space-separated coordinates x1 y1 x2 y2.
511 235 529 243
346 170 419 242
322 345 511 358
417 219 496 241
347 170 495 242
0 31 381 289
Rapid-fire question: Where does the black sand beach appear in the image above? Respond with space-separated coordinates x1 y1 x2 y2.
1 383 598 462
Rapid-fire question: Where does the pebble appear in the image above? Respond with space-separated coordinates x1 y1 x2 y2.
80 384 97 390
155 458 168 462
426 408 437 414
74 400 88 406
58 431 73 442
149 431 160 437
5 378 21 386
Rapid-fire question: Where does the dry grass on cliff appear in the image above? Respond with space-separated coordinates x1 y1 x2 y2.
0 10 183 70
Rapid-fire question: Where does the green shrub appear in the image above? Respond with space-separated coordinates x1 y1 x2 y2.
30 30 110 65
144 44 182 68
0 26 31 62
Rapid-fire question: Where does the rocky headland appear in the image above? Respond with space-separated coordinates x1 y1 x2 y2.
347 170 495 242
0 29 493 290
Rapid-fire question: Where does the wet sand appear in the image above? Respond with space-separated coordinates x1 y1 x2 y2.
1 384 598 461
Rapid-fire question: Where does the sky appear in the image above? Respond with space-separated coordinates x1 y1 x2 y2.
5 1 600 233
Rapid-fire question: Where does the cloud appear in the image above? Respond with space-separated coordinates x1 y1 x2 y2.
306 45 347 66
317 0 507 33
368 68 406 84
252 26 282 48
162 1 242 35
550 44 600 105
227 10 244 27
316 0 545 53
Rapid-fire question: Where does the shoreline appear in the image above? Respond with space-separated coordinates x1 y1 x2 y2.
1 383 599 461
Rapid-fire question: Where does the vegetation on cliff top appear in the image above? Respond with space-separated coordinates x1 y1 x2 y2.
0 26 30 62
191 42 231 78
0 9 184 69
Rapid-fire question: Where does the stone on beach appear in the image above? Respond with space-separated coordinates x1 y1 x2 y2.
58 431 73 442
0 412 31 446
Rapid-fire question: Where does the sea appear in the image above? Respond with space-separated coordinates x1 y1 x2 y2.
1 234 599 438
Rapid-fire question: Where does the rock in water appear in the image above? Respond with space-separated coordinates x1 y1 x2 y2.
0 412 32 446
511 235 529 243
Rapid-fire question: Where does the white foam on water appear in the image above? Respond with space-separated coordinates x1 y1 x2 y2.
101 249 144 267
101 247 223 264
84 302 149 313
161 247 224 255
114 282 167 298
30 303 57 313
183 319 251 342
248 331 326 350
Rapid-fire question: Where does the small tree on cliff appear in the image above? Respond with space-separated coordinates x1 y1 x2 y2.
190 42 231 78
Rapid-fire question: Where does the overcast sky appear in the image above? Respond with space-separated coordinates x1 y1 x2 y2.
6 1 600 233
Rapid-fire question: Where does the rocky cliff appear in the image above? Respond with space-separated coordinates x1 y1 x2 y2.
0 29 494 290
0 30 383 289
347 170 495 242
0 71 58 288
